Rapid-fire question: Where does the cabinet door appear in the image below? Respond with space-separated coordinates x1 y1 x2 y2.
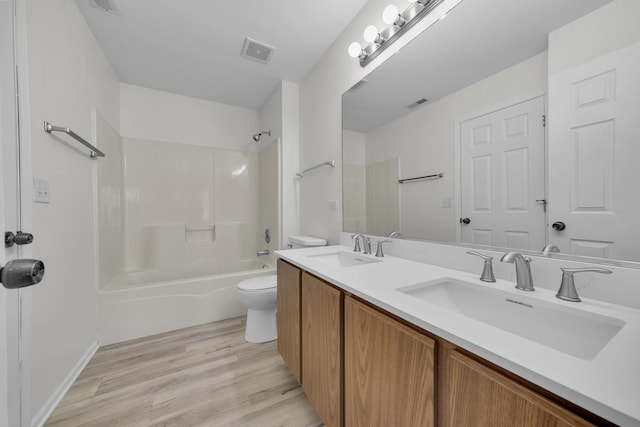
444 350 595 427
302 272 343 427
345 297 435 427
276 259 302 383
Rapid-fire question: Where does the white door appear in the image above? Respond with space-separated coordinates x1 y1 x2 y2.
548 42 640 262
2 1 34 425
460 97 546 251
1 0 21 425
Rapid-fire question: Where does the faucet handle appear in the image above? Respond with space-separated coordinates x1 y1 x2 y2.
375 239 392 257
556 267 613 302
466 251 496 283
351 233 362 252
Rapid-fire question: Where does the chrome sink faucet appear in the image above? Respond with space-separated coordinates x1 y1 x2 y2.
351 233 371 254
500 252 534 291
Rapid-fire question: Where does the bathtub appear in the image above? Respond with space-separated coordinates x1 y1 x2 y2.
98 260 275 345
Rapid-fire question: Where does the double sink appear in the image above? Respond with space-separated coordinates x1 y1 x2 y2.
306 249 625 361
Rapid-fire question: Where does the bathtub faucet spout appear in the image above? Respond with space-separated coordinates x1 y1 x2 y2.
257 249 270 256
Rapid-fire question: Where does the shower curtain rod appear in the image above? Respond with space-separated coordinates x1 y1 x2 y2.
44 121 105 158
296 160 335 177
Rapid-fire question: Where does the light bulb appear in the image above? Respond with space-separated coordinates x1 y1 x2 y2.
363 25 380 43
382 5 399 25
348 42 363 59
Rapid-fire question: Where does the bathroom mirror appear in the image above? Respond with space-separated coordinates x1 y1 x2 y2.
342 0 640 265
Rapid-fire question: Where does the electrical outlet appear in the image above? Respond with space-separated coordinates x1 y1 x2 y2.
328 200 338 210
33 178 50 203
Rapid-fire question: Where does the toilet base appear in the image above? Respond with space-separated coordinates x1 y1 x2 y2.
244 308 277 343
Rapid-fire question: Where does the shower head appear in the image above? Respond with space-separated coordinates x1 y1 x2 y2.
252 130 271 142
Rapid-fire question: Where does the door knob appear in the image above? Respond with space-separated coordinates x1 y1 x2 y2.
460 217 471 225
5 231 34 248
1 259 45 289
552 221 566 231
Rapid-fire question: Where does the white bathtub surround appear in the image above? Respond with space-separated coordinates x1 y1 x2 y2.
278 242 640 426
121 138 260 275
99 266 274 345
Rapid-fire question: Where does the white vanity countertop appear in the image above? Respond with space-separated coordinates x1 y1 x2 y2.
275 245 640 427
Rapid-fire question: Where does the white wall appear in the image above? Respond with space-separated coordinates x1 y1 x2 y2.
120 83 260 151
258 142 280 253
25 0 119 420
259 81 301 247
364 52 547 241
281 82 301 246
548 0 640 76
258 83 284 253
342 130 366 232
342 130 366 165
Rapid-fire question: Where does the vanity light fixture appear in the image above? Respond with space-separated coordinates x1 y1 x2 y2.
348 42 367 60
349 0 463 67
382 5 406 27
364 25 385 45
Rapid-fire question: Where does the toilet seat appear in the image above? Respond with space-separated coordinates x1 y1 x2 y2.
237 275 276 292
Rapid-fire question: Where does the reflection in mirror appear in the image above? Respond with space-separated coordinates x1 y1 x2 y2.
342 0 640 264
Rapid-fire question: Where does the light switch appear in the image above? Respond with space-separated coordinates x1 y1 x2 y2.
33 178 50 203
328 200 338 210
441 197 452 208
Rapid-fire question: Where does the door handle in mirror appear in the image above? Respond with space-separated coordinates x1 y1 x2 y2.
552 221 566 231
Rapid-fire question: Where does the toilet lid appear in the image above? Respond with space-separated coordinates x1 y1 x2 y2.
238 275 277 292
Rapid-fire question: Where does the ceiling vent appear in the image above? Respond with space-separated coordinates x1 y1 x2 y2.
241 38 275 64
408 98 428 108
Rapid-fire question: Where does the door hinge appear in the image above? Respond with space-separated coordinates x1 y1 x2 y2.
542 115 546 127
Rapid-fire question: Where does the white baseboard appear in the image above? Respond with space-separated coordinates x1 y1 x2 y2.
31 340 99 427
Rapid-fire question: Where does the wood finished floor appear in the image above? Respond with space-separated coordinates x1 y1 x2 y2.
46 317 322 427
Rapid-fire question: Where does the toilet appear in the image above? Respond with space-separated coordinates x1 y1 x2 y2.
237 235 326 343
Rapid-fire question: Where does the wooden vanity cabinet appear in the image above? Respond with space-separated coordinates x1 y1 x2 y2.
301 272 343 427
441 347 596 427
277 265 605 427
276 259 302 383
344 296 435 427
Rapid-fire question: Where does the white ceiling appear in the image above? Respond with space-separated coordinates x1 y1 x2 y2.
75 0 369 110
343 0 612 133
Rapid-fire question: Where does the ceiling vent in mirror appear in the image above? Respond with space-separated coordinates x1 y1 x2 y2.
408 98 428 108
241 38 275 64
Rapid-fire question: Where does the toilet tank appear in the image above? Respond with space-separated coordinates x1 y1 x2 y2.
289 235 327 249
